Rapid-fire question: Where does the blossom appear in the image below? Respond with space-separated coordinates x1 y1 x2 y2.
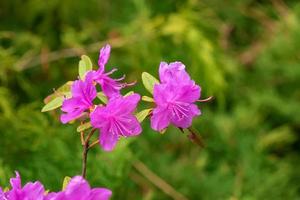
87 44 132 98
60 74 97 124
3 171 46 200
90 93 142 151
151 61 201 131
47 176 112 200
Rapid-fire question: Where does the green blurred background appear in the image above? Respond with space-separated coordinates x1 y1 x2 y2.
0 0 300 199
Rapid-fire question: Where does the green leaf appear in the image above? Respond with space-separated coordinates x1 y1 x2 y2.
141 72 159 94
136 108 152 123
79 55 93 80
41 96 64 112
142 96 154 102
124 91 134 97
44 81 73 104
97 92 108 103
77 122 92 132
62 176 71 191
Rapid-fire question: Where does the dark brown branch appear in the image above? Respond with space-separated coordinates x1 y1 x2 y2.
81 128 97 178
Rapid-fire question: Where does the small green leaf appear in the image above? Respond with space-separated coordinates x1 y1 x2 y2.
41 96 64 112
97 92 108 103
124 91 134 97
44 81 73 104
136 108 152 123
142 96 154 102
77 122 92 132
62 176 71 191
79 55 93 80
141 72 159 94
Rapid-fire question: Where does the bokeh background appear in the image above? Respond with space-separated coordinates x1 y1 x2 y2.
1 0 300 199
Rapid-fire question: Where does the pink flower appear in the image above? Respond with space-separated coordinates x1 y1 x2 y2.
88 44 132 98
90 94 142 151
151 61 201 131
47 176 112 200
60 74 97 124
3 171 46 200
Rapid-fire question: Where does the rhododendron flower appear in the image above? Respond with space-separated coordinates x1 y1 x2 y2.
87 44 132 98
151 61 201 131
90 93 142 151
47 176 112 200
60 74 97 124
3 171 46 200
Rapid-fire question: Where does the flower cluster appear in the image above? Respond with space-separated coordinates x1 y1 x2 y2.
0 172 111 200
150 61 201 132
60 44 142 152
38 43 208 199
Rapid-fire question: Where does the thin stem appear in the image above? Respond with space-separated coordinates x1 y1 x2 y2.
197 96 214 103
81 141 89 179
88 140 99 150
81 128 97 178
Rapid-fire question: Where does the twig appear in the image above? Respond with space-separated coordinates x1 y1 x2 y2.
81 140 89 179
133 160 189 200
81 128 97 178
88 140 99 150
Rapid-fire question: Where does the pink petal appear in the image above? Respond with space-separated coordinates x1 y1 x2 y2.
89 188 112 200
60 109 84 124
99 128 119 152
171 104 200 128
150 107 171 131
159 61 190 84
98 44 111 73
177 84 201 103
10 171 21 189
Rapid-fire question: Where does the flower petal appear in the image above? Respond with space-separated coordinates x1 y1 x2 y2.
99 128 119 151
171 104 200 128
98 44 111 73
60 109 84 124
10 171 21 189
89 188 112 200
177 83 201 103
22 181 45 200
115 115 142 136
159 61 190 84
64 176 90 199
151 106 171 131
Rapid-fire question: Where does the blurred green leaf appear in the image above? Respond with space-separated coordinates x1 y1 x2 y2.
41 97 64 112
142 96 154 102
141 72 159 94
136 108 152 122
79 55 93 80
124 91 134 97
62 176 71 191
97 92 107 104
77 122 92 132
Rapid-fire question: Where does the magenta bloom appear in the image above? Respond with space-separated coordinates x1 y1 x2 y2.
3 171 46 200
151 61 201 131
90 93 142 151
88 44 131 98
60 74 97 124
47 176 112 200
